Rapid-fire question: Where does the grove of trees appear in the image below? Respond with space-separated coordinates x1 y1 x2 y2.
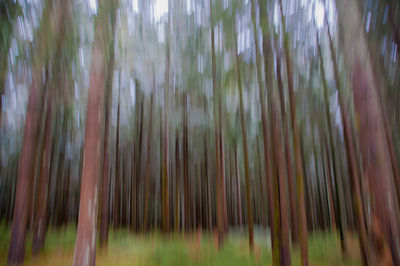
1 0 400 265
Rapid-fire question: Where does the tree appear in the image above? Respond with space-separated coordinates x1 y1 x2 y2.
73 0 118 264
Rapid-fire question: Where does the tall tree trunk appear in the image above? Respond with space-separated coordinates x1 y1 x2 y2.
276 53 298 244
252 0 277 257
7 0 70 262
256 136 267 229
324 10 370 265
162 1 171 233
234 145 243 227
114 77 121 229
183 93 190 232
278 1 308 264
99 26 115 245
316 36 336 231
233 20 254 251
143 92 154 232
337 0 400 261
209 0 224 247
32 97 52 255
73 0 117 264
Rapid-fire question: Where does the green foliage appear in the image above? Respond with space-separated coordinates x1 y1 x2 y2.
0 225 361 266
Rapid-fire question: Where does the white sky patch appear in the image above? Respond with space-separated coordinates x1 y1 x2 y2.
315 1 324 28
132 0 138 13
89 0 97 13
153 0 168 22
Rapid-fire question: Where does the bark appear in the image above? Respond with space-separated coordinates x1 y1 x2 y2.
276 53 298 244
99 23 116 245
32 97 52 255
162 1 171 233
143 92 154 232
114 78 121 229
233 20 254 251
253 0 277 257
73 0 117 264
210 0 224 247
183 93 190 231
256 136 267 229
324 9 370 265
235 145 243 227
278 1 308 264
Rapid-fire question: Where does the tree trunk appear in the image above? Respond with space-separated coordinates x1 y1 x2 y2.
276 53 298 244
210 0 224 247
324 11 370 265
233 20 254 251
32 97 52 255
278 0 308 264
143 92 154 232
252 0 277 256
73 0 117 264
99 25 115 245
114 77 121 229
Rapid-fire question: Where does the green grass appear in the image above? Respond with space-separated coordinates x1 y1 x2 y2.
0 222 361 265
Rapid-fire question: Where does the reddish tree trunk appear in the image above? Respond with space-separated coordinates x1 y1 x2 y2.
73 0 117 264
252 0 276 256
279 1 308 263
276 54 298 244
32 98 52 255
7 76 41 264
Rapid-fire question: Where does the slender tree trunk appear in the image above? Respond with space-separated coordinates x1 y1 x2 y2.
114 78 121 229
252 0 276 256
162 2 171 233
276 54 298 244
316 36 336 231
143 92 154 232
210 0 224 247
32 97 52 255
183 93 190 232
73 1 117 264
233 20 254 251
99 28 115 245
234 145 243 227
256 136 267 229
278 1 308 264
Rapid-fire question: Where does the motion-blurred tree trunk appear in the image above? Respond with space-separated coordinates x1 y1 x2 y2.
316 35 337 233
99 18 116 245
7 0 68 263
233 19 254 251
276 52 298 244
336 0 400 264
73 0 117 264
143 90 154 232
210 0 224 248
162 0 171 234
324 7 370 265
114 74 121 229
255 0 277 258
278 0 309 264
32 95 52 255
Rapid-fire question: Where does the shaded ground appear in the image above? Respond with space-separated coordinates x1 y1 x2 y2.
0 223 361 265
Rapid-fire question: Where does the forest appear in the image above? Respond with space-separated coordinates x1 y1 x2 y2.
0 0 399 265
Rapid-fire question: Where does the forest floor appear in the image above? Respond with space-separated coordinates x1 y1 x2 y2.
0 223 361 265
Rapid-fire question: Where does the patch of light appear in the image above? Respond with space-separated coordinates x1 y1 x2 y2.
89 0 97 13
315 1 324 28
132 0 138 13
187 0 192 14
153 0 168 22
